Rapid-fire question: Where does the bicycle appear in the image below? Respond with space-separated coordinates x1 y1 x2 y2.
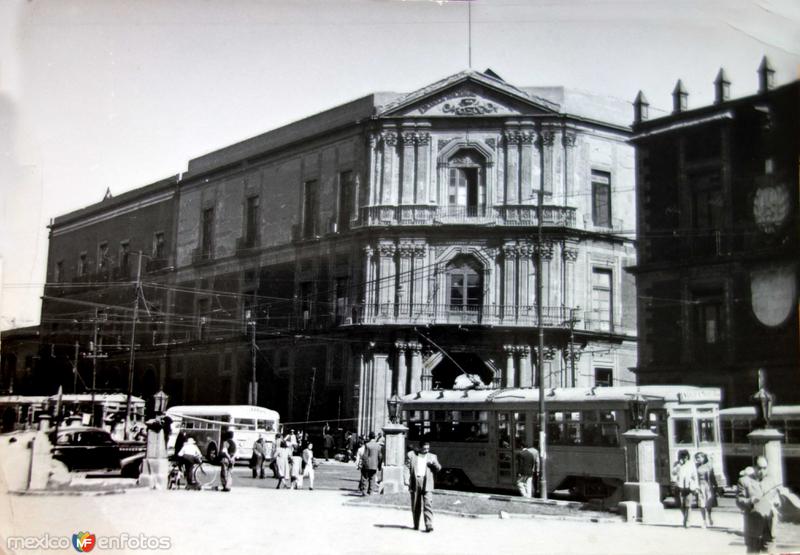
167 459 218 490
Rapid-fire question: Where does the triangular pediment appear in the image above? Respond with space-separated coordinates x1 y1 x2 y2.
377 71 560 118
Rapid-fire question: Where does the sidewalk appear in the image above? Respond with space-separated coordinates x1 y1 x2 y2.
3 486 798 554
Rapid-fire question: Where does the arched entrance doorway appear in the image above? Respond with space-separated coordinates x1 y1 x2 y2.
431 352 494 389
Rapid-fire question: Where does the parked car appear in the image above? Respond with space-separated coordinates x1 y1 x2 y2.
51 426 145 476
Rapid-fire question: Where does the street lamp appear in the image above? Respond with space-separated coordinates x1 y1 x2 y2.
628 392 649 430
153 389 169 415
387 394 402 424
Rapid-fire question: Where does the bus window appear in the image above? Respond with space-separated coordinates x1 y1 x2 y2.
673 418 694 445
234 418 256 430
498 413 511 448
258 419 276 431
697 418 716 444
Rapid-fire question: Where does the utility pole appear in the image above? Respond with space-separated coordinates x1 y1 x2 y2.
247 310 257 405
86 308 108 426
72 341 80 393
124 252 142 440
567 307 581 388
536 136 548 500
305 366 317 428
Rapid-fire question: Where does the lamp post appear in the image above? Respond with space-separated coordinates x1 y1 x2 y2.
153 389 169 415
629 392 649 430
387 393 401 424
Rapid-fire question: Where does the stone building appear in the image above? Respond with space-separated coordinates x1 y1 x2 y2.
40 69 637 433
630 58 798 406
0 325 41 394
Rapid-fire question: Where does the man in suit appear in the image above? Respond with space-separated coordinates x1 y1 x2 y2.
737 456 777 553
359 431 382 495
403 439 441 533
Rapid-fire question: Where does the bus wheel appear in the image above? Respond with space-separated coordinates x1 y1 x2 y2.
206 443 218 463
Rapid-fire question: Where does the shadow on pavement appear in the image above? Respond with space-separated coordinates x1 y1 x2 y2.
373 524 415 530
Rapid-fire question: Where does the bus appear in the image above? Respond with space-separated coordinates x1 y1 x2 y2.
400 385 726 500
719 405 800 491
166 405 281 463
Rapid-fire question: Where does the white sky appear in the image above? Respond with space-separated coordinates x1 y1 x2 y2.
0 0 798 331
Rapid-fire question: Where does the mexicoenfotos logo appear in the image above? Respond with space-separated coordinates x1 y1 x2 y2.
72 532 96 553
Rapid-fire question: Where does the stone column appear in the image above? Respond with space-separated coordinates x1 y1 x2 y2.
412 244 427 318
540 130 556 196
368 353 390 433
504 130 521 203
415 133 430 204
138 419 169 490
562 243 579 311
357 352 367 435
518 244 534 324
368 133 380 206
519 346 532 388
519 130 535 203
381 422 409 493
397 242 414 318
362 246 374 321
562 132 577 205
395 341 408 396
377 242 396 319
382 131 398 205
504 345 516 388
748 428 784 486
409 342 423 393
536 241 555 316
619 429 664 524
502 243 517 321
401 132 416 204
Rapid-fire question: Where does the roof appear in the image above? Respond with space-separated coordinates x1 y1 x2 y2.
166 405 281 419
719 405 800 417
401 386 722 405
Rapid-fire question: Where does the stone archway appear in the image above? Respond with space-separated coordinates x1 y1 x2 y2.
431 352 493 390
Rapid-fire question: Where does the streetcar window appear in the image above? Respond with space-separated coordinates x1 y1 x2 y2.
565 412 581 445
498 413 512 448
514 412 526 448
582 411 601 446
673 419 694 444
697 418 715 443
648 409 667 438
785 420 800 444
731 419 751 444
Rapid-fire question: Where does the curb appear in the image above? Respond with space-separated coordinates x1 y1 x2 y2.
8 488 129 497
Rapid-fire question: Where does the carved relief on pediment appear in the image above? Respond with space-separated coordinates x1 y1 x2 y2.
403 85 523 117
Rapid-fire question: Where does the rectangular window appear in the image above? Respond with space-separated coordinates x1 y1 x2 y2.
201 208 214 259
78 253 88 277
338 171 353 232
697 418 716 444
302 180 318 238
55 260 63 283
673 418 694 445
591 170 611 227
119 242 130 272
591 268 613 331
594 367 613 387
244 196 260 246
98 242 109 270
335 277 349 324
693 290 723 346
300 281 313 327
153 232 166 259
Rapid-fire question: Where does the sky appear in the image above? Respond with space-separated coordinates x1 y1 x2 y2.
0 0 798 331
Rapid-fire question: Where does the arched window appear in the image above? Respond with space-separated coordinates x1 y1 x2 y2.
447 149 486 216
447 257 483 314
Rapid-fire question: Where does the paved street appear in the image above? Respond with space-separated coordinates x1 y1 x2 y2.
2 461 799 555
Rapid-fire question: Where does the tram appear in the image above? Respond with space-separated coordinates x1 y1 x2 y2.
401 385 726 500
719 405 800 491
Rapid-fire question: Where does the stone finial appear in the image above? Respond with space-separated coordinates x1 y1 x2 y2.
672 80 688 114
633 90 649 123
758 56 775 93
714 68 731 104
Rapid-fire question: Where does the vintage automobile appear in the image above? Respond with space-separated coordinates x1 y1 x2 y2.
51 426 145 476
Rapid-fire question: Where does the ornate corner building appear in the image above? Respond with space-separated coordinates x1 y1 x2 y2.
629 59 799 406
39 70 637 433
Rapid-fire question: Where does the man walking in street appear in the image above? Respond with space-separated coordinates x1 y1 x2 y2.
515 439 539 498
403 439 441 533
737 456 778 553
359 431 382 495
219 430 237 492
251 435 267 479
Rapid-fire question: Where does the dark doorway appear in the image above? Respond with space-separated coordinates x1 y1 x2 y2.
431 352 493 389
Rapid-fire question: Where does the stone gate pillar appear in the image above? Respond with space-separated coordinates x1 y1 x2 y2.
381 422 409 494
748 428 784 487
619 429 664 524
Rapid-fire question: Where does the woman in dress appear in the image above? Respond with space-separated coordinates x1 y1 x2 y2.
672 449 699 528
274 440 291 489
695 451 718 527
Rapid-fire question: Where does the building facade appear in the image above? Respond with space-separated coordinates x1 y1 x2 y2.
630 59 798 407
40 70 637 433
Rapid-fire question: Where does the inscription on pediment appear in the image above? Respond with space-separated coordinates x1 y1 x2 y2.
410 86 522 117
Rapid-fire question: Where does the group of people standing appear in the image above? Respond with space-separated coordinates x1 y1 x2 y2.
671 449 720 528
250 430 317 490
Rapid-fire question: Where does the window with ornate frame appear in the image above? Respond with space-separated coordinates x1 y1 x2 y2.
447 149 486 217
447 257 483 313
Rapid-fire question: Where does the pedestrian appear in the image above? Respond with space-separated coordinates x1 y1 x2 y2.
515 439 539 498
359 432 382 495
346 431 356 462
290 447 303 489
671 449 698 528
323 431 335 461
403 439 441 533
219 430 237 492
737 456 779 553
301 442 316 490
286 429 298 452
176 437 203 489
274 440 291 489
694 451 718 527
251 435 267 479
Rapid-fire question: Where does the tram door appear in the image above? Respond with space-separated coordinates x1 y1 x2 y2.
496 412 528 486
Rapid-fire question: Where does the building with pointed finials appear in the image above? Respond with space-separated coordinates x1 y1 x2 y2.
39 69 637 434
629 57 799 406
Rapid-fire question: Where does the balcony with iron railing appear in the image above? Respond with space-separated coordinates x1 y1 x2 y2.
352 204 576 228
